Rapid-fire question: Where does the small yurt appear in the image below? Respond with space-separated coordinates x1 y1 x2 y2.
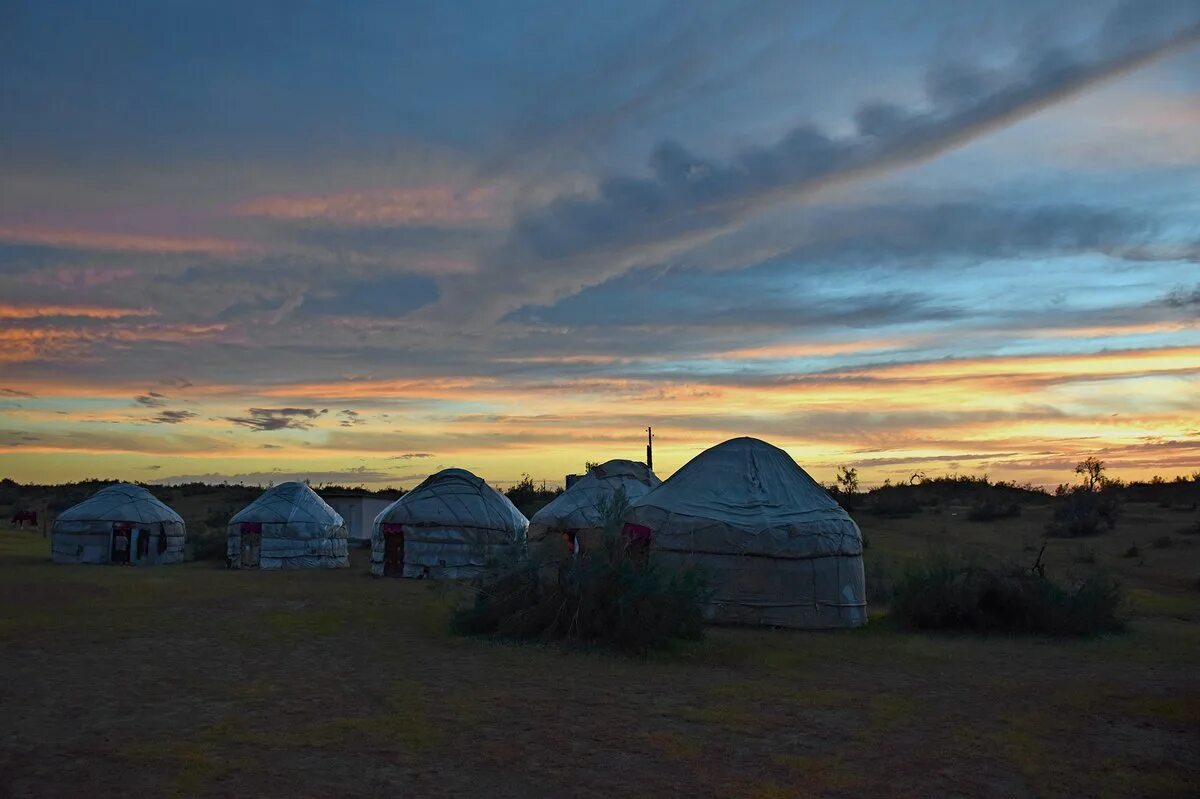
370 468 528 578
226 481 349 569
622 437 866 629
529 459 660 555
51 483 185 565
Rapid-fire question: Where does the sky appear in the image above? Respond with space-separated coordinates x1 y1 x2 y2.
1 0 1198 490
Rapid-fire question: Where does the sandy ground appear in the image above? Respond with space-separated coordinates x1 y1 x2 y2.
0 502 1197 798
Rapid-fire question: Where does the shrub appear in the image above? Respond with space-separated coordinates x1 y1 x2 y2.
865 493 921 519
451 489 708 653
1121 545 1139 559
189 530 227 561
1073 545 1096 564
967 499 1022 522
1152 536 1173 549
864 557 894 604
1045 487 1119 537
890 554 1125 636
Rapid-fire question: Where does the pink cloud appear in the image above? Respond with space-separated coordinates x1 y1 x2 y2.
0 225 249 254
235 185 500 227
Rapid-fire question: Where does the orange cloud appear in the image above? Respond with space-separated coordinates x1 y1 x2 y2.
0 304 155 320
235 185 500 227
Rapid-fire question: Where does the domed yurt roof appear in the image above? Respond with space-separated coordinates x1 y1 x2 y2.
530 459 660 537
625 437 861 558
55 483 183 525
376 468 527 534
230 481 344 536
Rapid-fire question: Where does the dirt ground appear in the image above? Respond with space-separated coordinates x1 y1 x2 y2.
1 502 1197 798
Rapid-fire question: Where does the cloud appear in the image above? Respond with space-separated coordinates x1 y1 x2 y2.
1162 285 1200 310
0 304 155 320
337 409 365 427
141 464 162 471
388 452 434 460
134 392 168 407
224 407 327 431
150 409 197 424
235 185 501 228
18 267 136 290
0 388 35 398
0 225 247 254
159 376 193 389
153 468 403 486
430 2 1200 321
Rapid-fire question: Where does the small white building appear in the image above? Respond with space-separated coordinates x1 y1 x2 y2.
321 493 396 546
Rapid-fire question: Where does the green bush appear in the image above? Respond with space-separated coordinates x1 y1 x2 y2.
865 493 921 519
967 500 1022 522
1045 487 1120 537
890 555 1124 636
451 489 708 653
189 530 227 561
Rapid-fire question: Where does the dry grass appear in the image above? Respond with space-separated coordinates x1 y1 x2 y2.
0 500 1197 797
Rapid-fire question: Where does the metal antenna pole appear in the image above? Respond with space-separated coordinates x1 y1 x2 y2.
646 426 654 470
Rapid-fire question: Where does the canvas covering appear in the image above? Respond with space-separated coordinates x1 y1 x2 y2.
529 459 660 549
623 437 867 628
226 481 348 569
370 468 527 578
52 483 186 565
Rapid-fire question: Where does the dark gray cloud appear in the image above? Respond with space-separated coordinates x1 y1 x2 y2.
159 376 193 389
134 392 168 407
150 409 197 424
433 2 1200 319
388 452 435 460
0 388 35 398
153 468 403 487
1162 284 1200 310
338 409 365 427
224 407 328 432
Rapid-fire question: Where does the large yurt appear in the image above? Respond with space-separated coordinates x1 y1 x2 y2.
370 468 528 578
528 459 660 555
226 481 349 569
622 437 866 629
51 483 186 565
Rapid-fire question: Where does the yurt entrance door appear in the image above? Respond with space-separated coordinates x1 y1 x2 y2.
240 523 262 568
111 524 132 563
382 523 405 575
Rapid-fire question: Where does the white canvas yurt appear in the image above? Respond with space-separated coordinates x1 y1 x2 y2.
623 437 867 629
370 468 528 578
51 483 185 566
226 481 349 569
529 459 660 555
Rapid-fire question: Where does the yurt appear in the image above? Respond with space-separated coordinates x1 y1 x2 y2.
622 437 866 629
51 483 186 565
370 468 528 578
528 459 660 555
226 481 349 569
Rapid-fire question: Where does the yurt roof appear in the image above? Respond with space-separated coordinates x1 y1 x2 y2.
625 437 860 557
55 483 183 525
230 481 344 529
376 468 527 532
530 459 660 533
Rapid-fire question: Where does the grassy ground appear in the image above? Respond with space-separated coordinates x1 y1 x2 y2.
1 502 1197 798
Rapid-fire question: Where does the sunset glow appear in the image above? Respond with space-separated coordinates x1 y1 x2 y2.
2 2 1198 490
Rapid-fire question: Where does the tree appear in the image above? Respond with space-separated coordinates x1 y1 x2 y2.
584 461 602 473
835 466 859 508
1075 457 1105 492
